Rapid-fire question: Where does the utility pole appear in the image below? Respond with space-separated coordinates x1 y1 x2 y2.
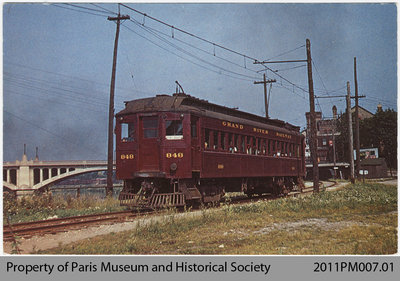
306 39 319 193
346 81 355 183
106 11 130 197
332 106 337 179
354 57 361 178
254 74 276 118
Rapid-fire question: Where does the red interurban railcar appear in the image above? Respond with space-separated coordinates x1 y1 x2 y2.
116 93 305 208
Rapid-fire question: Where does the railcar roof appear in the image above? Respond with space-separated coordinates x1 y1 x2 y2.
117 93 300 132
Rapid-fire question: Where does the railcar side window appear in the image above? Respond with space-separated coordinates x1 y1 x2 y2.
121 123 135 142
213 131 219 150
191 118 197 138
221 132 226 151
204 129 210 149
165 120 183 140
143 117 158 138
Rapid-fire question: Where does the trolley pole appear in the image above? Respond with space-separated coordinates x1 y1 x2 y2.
106 12 130 197
346 81 355 183
306 39 319 193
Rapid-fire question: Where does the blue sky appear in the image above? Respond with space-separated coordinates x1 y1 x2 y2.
2 3 397 161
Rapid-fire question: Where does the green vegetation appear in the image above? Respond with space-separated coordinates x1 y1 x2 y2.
336 108 397 170
3 192 124 224
38 183 397 255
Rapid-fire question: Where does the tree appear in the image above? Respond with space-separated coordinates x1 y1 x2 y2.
359 109 397 170
337 108 397 170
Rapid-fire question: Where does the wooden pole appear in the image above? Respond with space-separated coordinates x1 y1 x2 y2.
254 74 276 118
106 13 130 197
306 39 319 193
354 57 361 178
346 81 355 183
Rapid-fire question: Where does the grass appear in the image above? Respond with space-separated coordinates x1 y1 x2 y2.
3 192 125 224
33 183 397 255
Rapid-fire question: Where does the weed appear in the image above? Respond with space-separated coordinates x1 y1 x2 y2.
4 193 124 224
39 183 397 255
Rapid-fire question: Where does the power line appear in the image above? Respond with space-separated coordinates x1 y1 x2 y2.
3 61 154 100
272 64 307 72
262 45 305 62
90 3 119 15
126 19 260 81
4 110 100 155
129 17 260 75
120 3 260 63
5 89 106 114
4 75 109 107
52 3 109 18
261 63 309 94
64 3 115 15
54 3 310 98
122 4 312 89
121 23 256 82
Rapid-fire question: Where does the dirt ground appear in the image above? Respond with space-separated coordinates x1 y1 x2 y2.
3 211 202 254
2 179 396 254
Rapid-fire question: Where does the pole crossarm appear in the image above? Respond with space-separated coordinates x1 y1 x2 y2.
254 79 276 84
107 15 130 21
254 75 276 118
315 95 366 99
254 60 307 64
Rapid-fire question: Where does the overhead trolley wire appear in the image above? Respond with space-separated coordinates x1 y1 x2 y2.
121 23 256 82
127 18 260 80
120 3 260 63
129 17 260 76
64 3 116 15
52 4 111 18
262 45 305 62
53 3 327 104
90 3 119 15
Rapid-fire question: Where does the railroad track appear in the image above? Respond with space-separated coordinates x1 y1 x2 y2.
4 181 337 242
3 210 150 242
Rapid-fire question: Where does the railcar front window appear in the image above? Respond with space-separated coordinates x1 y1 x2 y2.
165 120 183 140
121 123 135 142
143 118 158 138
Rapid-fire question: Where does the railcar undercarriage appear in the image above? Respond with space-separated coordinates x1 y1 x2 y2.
118 176 304 209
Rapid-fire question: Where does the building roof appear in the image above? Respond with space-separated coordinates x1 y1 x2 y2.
351 105 374 120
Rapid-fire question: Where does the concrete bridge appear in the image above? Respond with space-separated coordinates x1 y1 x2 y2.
3 153 114 195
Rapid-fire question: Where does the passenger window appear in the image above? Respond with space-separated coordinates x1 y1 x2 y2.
262 139 267 155
213 131 219 150
276 141 281 156
221 132 226 151
228 133 234 152
233 134 239 153
204 129 210 149
256 138 261 155
121 123 134 142
143 117 158 138
165 120 183 140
